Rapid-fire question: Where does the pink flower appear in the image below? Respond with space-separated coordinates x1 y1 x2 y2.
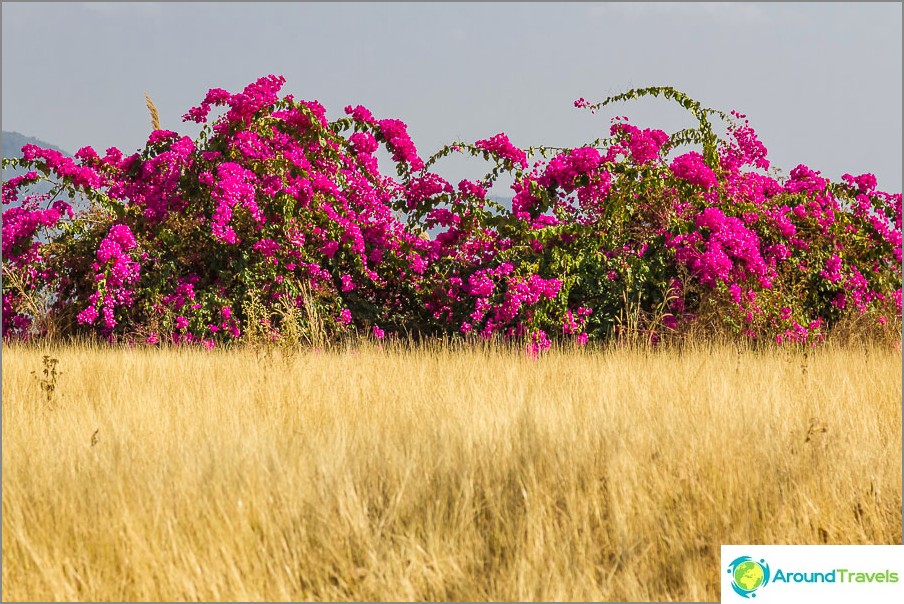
378 118 424 171
820 254 843 283
457 179 487 200
349 132 378 155
344 104 376 124
407 174 454 209
610 122 667 165
670 152 717 190
842 172 878 195
541 147 602 192
474 133 528 168
210 162 260 244
527 330 551 358
77 305 99 325
467 272 494 297
147 130 179 146
252 238 280 258
372 325 385 340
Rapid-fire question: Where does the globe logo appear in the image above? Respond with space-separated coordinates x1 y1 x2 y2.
727 556 771 598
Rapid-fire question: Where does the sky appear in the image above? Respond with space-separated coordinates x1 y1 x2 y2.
2 2 902 194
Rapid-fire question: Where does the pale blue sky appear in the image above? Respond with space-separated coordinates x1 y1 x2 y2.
2 2 901 192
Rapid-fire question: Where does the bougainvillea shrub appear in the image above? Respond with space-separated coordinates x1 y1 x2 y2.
2 78 900 351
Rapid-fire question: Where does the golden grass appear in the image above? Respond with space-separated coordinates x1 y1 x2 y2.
1 342 901 601
145 92 160 132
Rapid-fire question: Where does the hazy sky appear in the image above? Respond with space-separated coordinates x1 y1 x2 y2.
2 2 901 193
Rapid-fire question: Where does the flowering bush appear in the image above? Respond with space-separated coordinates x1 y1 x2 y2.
2 78 900 349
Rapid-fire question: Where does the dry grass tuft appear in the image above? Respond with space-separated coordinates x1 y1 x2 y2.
1 342 901 601
144 92 160 131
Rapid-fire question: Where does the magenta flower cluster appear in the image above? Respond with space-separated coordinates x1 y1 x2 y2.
2 76 900 351
76 224 141 330
670 152 718 190
474 133 528 169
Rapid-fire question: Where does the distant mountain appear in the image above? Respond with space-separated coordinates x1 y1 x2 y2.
1 131 88 211
2 130 70 161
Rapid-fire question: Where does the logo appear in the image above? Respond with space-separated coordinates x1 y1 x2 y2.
727 556 771 598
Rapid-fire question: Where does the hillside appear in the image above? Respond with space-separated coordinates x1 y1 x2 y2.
1 131 88 210
2 130 70 160
2 130 72 195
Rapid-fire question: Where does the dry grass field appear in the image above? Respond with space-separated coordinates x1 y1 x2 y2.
1 341 901 601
